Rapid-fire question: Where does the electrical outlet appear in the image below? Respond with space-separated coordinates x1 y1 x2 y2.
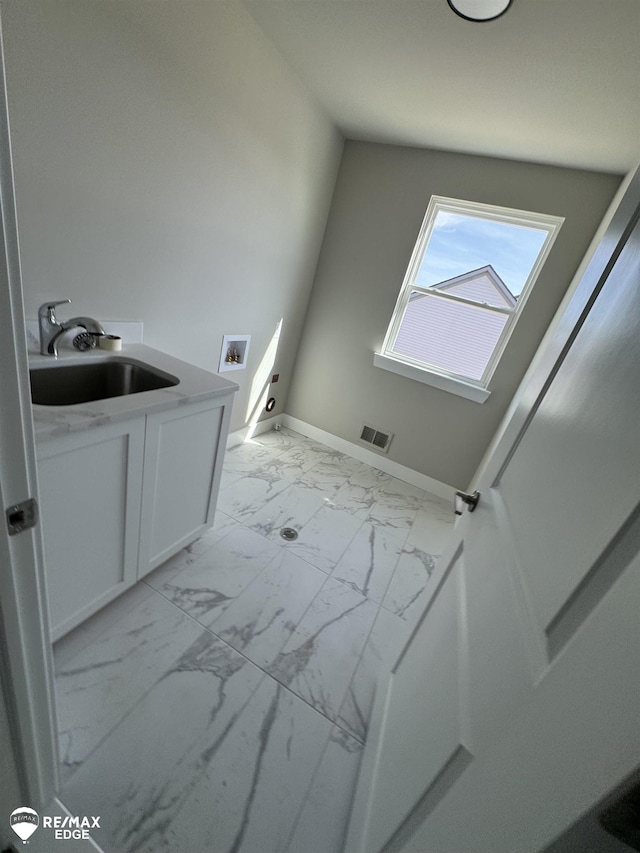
271 374 279 383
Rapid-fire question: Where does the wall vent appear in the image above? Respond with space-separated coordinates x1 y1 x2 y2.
359 424 393 453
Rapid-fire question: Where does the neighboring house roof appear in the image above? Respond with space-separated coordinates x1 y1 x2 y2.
415 265 517 308
397 266 515 381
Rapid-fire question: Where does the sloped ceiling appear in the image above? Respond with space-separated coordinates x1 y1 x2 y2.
244 0 640 173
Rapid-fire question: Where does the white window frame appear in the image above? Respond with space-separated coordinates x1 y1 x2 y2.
375 196 564 403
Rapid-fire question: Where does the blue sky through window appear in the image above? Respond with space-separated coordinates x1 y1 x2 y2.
415 211 549 297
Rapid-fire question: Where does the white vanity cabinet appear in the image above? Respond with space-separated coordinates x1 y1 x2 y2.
32 345 238 642
137 394 233 578
37 418 146 642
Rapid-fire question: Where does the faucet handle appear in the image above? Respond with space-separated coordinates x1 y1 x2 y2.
39 299 71 322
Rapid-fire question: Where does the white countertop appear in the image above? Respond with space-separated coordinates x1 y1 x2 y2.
30 344 239 443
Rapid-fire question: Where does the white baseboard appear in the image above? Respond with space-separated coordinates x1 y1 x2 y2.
282 415 455 501
226 415 282 449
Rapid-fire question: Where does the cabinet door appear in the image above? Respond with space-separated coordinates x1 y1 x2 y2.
138 395 232 578
37 419 145 641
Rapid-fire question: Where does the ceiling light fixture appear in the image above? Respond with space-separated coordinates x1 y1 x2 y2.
447 0 512 22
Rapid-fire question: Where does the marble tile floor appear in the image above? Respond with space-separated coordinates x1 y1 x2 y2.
54 428 455 853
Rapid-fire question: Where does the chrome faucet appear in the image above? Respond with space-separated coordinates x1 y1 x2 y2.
38 300 106 356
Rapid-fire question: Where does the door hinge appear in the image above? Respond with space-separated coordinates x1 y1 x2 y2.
455 490 480 515
5 498 38 536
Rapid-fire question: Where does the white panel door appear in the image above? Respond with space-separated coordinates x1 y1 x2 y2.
0 17 58 810
346 185 640 853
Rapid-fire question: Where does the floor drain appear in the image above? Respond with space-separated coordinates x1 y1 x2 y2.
280 527 298 541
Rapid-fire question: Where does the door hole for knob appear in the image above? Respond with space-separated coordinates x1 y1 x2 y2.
6 498 38 535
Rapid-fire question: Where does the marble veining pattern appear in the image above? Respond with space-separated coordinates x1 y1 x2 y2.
382 544 439 620
285 725 364 853
247 483 328 540
267 577 378 720
147 527 281 625
332 522 404 602
63 632 264 852
216 470 293 523
143 678 334 853
55 426 454 852
406 502 456 554
55 588 208 778
208 549 327 668
281 504 363 573
337 605 409 743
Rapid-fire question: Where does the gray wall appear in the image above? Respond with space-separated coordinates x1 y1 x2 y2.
0 2 622 486
287 141 621 488
1 0 343 432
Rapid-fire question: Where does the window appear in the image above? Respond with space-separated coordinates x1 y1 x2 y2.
376 197 563 402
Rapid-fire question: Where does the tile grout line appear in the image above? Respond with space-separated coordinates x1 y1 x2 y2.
281 721 339 853
60 572 367 793
140 574 354 731
142 568 372 745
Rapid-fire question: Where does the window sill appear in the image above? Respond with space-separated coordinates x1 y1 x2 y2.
373 353 491 404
